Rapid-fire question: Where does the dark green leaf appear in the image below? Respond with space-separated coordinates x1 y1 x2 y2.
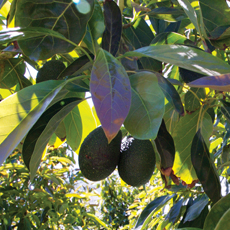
214 208 230 230
90 48 131 143
220 100 230 122
203 193 230 230
155 119 175 172
102 0 122 56
166 199 183 224
124 71 165 140
151 32 187 45
188 74 230 92
156 72 184 115
179 68 205 83
191 130 221 203
22 98 82 179
184 195 209 222
123 45 230 75
15 0 94 60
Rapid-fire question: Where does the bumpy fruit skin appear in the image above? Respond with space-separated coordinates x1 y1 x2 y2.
79 127 122 181
118 138 156 187
36 60 65 83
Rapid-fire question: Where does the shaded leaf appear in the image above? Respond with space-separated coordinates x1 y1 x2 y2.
123 45 230 75
172 110 213 184
166 199 183 224
22 98 82 179
135 194 176 229
55 121 66 141
15 0 94 60
151 32 187 45
124 71 165 140
191 129 221 203
220 100 230 122
156 72 184 115
102 0 122 56
184 88 206 112
184 195 209 222
214 208 230 230
204 193 230 230
64 100 97 152
155 119 175 173
83 0 105 54
188 73 230 92
179 67 205 83
90 48 131 143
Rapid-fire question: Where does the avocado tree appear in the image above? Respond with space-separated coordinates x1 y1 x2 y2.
0 0 230 229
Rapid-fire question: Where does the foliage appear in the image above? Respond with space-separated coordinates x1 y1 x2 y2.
0 0 230 229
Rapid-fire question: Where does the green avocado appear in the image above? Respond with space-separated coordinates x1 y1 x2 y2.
118 137 156 187
79 127 122 181
36 60 65 83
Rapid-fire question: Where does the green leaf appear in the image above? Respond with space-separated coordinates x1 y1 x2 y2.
90 48 131 143
22 98 82 179
166 199 183 223
135 194 176 229
151 32 187 45
123 45 230 75
64 100 97 152
85 213 110 229
15 0 94 60
124 71 165 140
0 80 67 166
191 130 221 203
83 0 105 54
188 74 230 92
102 0 122 56
220 100 230 122
204 193 230 230
172 110 213 184
184 88 206 112
214 208 230 230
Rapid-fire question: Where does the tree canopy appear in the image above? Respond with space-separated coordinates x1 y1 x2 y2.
0 0 230 229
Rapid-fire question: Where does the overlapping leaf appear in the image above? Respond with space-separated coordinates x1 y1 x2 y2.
188 73 230 92
151 32 187 45
123 45 230 75
22 97 82 179
124 71 165 140
14 0 94 60
102 0 122 56
165 199 183 224
172 110 213 184
220 100 230 122
90 48 131 143
191 129 221 203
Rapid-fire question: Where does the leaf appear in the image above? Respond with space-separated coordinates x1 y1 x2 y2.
124 71 165 140
15 0 94 60
135 194 176 229
0 80 68 166
204 193 230 230
166 199 183 224
184 88 206 112
83 0 105 54
191 129 221 203
102 0 122 56
184 195 209 222
86 213 110 229
22 97 81 178
188 74 230 92
179 67 205 83
172 110 213 184
214 208 230 230
148 7 186 22
123 45 230 76
156 72 184 115
64 100 97 152
155 119 175 173
220 100 230 122
90 48 131 143
200 0 230 39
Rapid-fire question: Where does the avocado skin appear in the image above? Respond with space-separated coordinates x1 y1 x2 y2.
36 60 65 83
79 127 122 181
118 138 156 187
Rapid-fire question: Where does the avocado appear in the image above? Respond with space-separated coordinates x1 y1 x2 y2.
79 127 122 181
36 60 65 83
118 137 156 187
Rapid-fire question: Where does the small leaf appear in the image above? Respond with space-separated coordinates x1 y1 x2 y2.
188 74 230 92
204 193 230 230
124 71 165 140
166 199 183 224
90 48 131 143
123 45 230 75
102 0 122 56
86 213 110 230
155 119 175 173
191 129 221 203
